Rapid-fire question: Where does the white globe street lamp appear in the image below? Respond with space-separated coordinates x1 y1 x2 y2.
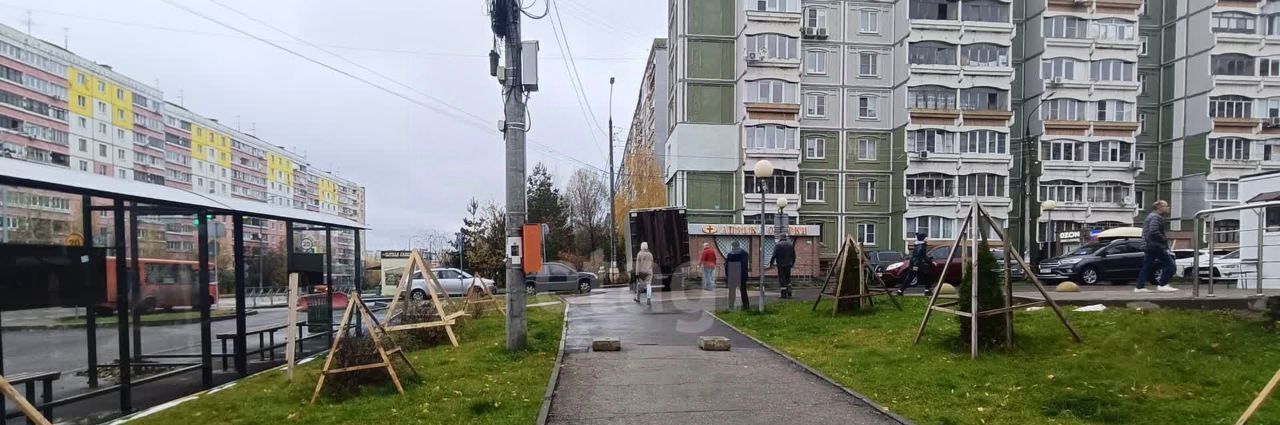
752 159 773 313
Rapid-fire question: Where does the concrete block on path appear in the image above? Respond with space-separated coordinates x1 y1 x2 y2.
592 337 621 352
698 336 731 351
938 283 957 295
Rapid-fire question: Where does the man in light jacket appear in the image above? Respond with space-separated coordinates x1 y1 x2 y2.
635 242 655 305
1135 200 1178 293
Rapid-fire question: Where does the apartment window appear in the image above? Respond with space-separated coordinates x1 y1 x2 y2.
77 139 86 152
905 216 955 239
97 123 106 134
76 95 86 108
1212 11 1257 34
98 144 106 157
805 180 825 202
1213 54 1255 76
1043 140 1082 161
1087 181 1132 203
1262 59 1280 77
1090 59 1135 82
79 160 88 171
859 52 879 77
958 173 1006 197
856 180 876 203
745 33 798 60
746 79 797 103
745 170 797 194
910 0 957 20
117 129 125 140
1209 137 1251 160
909 41 957 65
1138 73 1146 93
1265 141 1280 161
1138 112 1147 133
1093 18 1135 41
962 0 1008 23
959 87 1006 111
857 223 876 246
961 43 1007 67
909 129 956 153
858 138 877 160
1042 57 1081 80
960 131 1007 154
97 81 105 92
745 125 798 149
117 148 125 159
1044 16 1088 39
1041 98 1084 120
97 102 106 113
805 7 827 29
805 93 826 117
805 137 826 159
1094 100 1132 121
908 85 956 109
858 95 878 118
906 173 954 198
1140 36 1149 56
747 0 799 13
1040 180 1085 203
116 88 124 100
1209 95 1253 118
804 50 827 74
1267 14 1280 36
1087 140 1133 162
859 10 879 33
1208 180 1239 201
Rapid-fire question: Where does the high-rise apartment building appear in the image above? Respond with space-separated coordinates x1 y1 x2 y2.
641 0 1212 262
0 23 365 282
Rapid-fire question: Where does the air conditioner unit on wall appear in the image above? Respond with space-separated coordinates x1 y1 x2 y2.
746 51 760 62
1268 116 1280 128
801 27 816 36
816 28 829 38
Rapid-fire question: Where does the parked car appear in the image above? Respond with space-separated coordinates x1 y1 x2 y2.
1179 250 1242 281
866 251 905 272
880 245 1020 288
1036 239 1170 285
1173 249 1236 277
407 268 497 301
525 262 600 294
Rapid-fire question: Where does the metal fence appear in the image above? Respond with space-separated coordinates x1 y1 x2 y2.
1192 200 1280 297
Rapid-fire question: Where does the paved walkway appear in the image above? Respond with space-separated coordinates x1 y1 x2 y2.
545 288 905 424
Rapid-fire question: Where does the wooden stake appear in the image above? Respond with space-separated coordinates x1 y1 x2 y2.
381 250 464 347
969 203 980 359
286 273 299 381
310 293 412 404
1236 368 1280 425
913 211 974 345
0 376 51 425
812 237 850 311
980 206 1081 343
311 283 358 404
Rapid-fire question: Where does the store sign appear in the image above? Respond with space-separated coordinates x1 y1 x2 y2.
380 250 411 259
689 224 821 236
1058 231 1081 240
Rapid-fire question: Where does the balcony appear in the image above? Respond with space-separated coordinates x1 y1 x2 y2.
1213 117 1261 133
745 102 801 121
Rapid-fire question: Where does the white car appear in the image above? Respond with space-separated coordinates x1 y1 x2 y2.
1173 249 1232 277
408 268 497 301
1178 250 1242 280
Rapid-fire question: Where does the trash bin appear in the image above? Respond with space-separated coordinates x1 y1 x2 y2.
306 294 332 334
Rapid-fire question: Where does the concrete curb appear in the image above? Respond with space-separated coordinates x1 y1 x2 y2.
2 310 256 331
535 296 571 425
706 311 914 425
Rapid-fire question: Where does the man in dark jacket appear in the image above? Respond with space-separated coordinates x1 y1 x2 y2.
770 236 797 299
725 241 752 309
897 233 932 296
1135 200 1178 293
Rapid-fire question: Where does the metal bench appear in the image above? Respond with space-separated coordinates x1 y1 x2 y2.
216 321 306 370
4 371 59 423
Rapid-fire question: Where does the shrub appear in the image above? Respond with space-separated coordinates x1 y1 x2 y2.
956 240 1008 349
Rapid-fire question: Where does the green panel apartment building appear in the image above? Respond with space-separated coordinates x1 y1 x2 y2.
623 0 1279 262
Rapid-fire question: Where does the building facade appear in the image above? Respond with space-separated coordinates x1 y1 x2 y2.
0 23 366 283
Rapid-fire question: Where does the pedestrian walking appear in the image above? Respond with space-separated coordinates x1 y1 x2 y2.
725 240 751 309
635 242 655 305
897 233 931 296
770 236 796 299
699 242 717 291
1135 200 1179 293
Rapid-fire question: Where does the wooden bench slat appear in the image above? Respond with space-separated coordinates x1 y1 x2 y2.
4 372 59 384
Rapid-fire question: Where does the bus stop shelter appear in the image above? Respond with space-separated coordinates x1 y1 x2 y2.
0 157 367 422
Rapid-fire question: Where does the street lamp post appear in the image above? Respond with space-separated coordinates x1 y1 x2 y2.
1041 200 1058 259
1020 91 1056 264
753 160 774 313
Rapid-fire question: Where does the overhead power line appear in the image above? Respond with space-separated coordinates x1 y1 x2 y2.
161 0 605 174
546 0 608 162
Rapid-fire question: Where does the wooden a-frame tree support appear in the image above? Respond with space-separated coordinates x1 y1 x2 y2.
913 201 1082 359
1236 368 1280 425
812 235 902 315
311 292 418 404
463 276 506 316
381 250 468 346
0 376 52 425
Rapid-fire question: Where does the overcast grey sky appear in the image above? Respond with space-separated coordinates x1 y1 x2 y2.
0 0 664 249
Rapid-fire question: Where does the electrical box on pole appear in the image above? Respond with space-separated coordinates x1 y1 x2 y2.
522 224 543 274
521 40 539 92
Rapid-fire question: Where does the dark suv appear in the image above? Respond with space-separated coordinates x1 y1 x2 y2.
1037 239 1166 285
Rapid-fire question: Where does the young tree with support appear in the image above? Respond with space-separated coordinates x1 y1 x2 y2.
913 202 1082 359
464 276 506 316
381 250 468 346
812 236 902 315
310 292 417 404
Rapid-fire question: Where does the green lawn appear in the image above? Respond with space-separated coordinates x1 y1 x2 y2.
719 298 1280 425
129 303 564 425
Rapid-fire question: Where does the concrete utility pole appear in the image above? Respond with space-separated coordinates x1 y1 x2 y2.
498 0 528 351
608 77 617 283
